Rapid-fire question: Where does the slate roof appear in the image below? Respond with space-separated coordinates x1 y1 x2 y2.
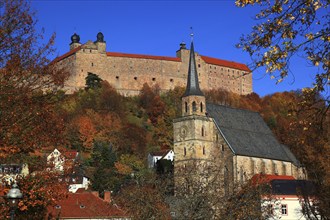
183 42 204 97
271 179 315 196
207 103 297 163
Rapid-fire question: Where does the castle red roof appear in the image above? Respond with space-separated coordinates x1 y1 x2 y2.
47 192 127 219
107 51 181 62
52 46 81 63
53 46 250 72
201 55 251 72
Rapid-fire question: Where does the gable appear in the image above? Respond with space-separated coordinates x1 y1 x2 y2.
207 103 294 162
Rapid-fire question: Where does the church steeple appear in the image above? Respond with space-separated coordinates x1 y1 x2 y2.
181 40 206 117
183 41 204 97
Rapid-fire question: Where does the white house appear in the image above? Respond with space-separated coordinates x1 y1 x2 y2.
147 150 174 168
0 164 29 184
258 175 318 220
47 149 65 172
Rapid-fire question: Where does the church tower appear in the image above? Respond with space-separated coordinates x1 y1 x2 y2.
173 41 217 188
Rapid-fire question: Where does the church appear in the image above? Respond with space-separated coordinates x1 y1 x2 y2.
173 40 305 196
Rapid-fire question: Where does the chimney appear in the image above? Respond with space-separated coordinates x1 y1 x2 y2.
91 191 99 198
104 191 111 203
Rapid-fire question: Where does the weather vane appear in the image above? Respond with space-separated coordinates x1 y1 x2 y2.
190 27 194 42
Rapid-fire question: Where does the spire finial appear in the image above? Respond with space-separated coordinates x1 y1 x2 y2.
190 27 194 42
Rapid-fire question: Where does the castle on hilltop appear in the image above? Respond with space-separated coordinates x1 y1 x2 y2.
54 32 253 96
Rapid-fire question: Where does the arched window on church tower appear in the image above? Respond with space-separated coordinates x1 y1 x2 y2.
185 102 188 113
192 101 197 112
184 147 186 156
200 102 203 113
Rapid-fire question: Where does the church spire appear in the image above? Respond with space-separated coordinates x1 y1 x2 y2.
183 41 204 97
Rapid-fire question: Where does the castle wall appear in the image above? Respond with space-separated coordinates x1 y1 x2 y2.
58 40 253 96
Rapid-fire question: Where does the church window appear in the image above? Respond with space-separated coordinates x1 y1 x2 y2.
200 102 203 112
134 77 137 80
282 163 286 175
184 147 186 156
203 146 206 155
192 102 197 112
261 160 266 173
251 159 255 175
185 102 188 113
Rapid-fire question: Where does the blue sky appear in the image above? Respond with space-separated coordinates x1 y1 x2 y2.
31 0 317 97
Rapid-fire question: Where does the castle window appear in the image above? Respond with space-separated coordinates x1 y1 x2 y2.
91 62 94 67
134 77 137 80
192 102 197 112
170 78 173 82
116 76 119 80
221 144 224 152
90 49 92 53
81 69 83 72
185 102 188 113
184 147 186 156
216 134 219 141
200 102 203 112
201 127 205 137
198 64 201 68
152 77 156 81
203 146 206 155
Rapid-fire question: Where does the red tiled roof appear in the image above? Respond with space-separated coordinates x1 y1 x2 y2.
251 174 295 185
107 51 181 62
201 55 251 72
47 192 127 219
63 151 78 160
52 46 82 63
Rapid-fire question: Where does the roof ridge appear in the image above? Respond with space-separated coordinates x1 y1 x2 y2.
207 102 260 114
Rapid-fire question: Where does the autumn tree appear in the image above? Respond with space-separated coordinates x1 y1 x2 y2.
236 0 329 99
0 0 69 157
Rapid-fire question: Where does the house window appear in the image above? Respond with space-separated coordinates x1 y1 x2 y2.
281 204 287 215
203 146 206 155
192 101 197 112
184 147 186 156
267 204 273 215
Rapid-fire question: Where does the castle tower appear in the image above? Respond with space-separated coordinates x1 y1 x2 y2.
95 32 106 53
70 33 81 50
